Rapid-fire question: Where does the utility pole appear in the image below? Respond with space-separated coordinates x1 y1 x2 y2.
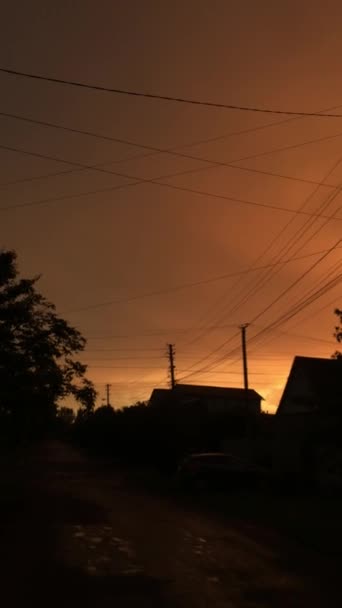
240 323 249 428
240 323 252 450
240 323 249 391
105 383 111 407
167 344 176 389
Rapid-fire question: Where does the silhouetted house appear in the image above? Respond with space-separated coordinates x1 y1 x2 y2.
277 355 342 415
273 356 342 488
148 385 264 460
149 384 262 415
148 388 173 409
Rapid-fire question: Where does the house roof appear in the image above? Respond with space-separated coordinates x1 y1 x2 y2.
173 384 263 400
148 388 172 407
149 384 263 406
277 356 342 415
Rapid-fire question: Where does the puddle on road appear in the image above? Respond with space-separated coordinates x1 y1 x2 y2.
122 567 144 575
185 535 208 557
116 540 136 560
63 525 144 578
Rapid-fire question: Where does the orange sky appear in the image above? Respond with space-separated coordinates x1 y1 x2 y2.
0 1 341 413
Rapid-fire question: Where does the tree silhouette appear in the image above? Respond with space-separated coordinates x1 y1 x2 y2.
57 406 76 427
333 308 342 359
0 250 96 438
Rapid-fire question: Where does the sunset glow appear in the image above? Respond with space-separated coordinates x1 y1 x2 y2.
1 2 341 413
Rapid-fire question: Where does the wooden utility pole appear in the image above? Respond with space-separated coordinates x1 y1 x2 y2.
167 344 176 389
105 383 111 407
240 324 249 392
239 323 250 420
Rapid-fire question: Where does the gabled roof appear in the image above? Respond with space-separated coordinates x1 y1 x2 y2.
149 384 263 407
148 388 172 407
173 384 263 400
277 356 342 415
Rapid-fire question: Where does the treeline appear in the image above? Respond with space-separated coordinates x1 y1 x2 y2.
68 402 268 472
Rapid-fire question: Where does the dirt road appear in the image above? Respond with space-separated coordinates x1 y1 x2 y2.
0 441 338 607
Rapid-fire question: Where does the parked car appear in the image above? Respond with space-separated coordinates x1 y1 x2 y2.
177 452 269 490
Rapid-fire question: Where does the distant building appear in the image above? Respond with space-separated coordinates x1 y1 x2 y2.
149 384 263 415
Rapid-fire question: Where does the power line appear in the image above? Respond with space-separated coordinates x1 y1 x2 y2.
229 263 342 363
209 145 342 327
250 239 341 326
181 153 342 350
177 330 241 381
273 256 342 323
85 330 194 340
92 262 336 381
177 242 341 381
0 142 148 181
223 130 342 166
224 265 342 364
258 267 342 346
177 369 273 376
179 370 281 376
175 103 342 150
1 75 340 367
248 271 342 352
179 272 341 383
81 356 164 360
91 374 167 387
84 325 240 340
87 379 160 384
3 121 342 217
62 246 342 315
0 161 225 212
83 347 165 351
87 365 167 369
268 328 336 345
2 154 341 219
286 295 340 331
82 316 337 343
1 98 338 373
2 66 342 117
152 182 342 222
0 156 113 190
0 110 337 190
221 177 342 322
